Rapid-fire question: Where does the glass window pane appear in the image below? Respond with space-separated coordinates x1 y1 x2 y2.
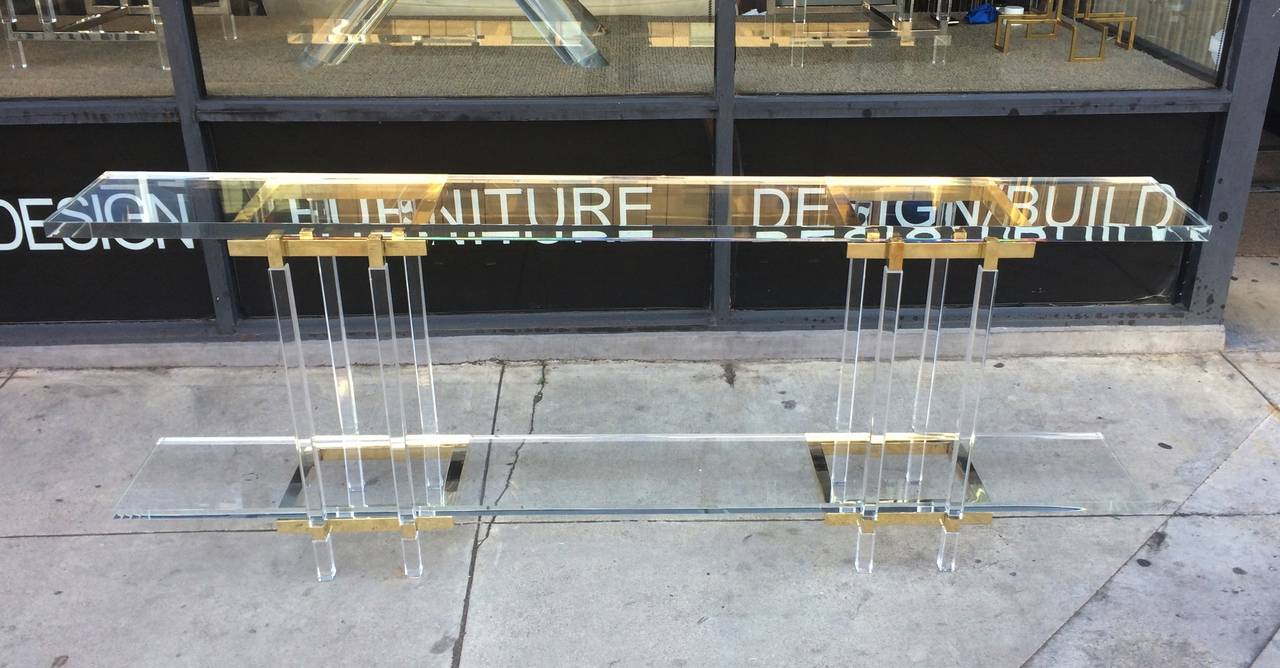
0 0 175 98
735 0 1232 94
195 0 715 96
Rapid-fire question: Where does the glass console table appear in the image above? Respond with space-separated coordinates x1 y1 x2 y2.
44 173 1211 581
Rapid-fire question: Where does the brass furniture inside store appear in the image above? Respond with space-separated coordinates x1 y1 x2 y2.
994 0 1064 54
1067 0 1136 63
994 0 1137 63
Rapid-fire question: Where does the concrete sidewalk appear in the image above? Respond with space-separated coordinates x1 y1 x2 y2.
2 262 1280 666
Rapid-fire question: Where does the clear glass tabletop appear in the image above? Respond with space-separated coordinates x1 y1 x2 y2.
44 172 1211 243
115 431 1162 521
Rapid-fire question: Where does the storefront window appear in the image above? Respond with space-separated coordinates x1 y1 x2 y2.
0 0 175 98
734 0 1231 94
194 0 716 97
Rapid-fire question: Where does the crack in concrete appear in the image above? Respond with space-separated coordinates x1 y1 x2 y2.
451 362 507 668
478 361 547 551
1220 351 1277 409
0 369 17 391
1021 409 1278 666
1250 624 1280 667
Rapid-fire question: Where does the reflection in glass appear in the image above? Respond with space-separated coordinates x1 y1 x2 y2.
196 0 714 96
0 0 235 98
735 0 1231 94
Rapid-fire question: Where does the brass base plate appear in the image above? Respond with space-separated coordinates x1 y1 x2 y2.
824 511 993 531
277 515 455 539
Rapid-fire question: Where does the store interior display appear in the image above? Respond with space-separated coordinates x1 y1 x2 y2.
994 0 1137 63
0 0 237 70
0 0 1231 98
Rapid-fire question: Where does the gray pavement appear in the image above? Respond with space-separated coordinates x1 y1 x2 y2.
1227 257 1280 351
1257 632 1280 668
2 259 1280 666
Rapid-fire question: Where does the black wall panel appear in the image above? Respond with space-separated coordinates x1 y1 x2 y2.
734 114 1215 309
211 121 715 316
0 123 213 322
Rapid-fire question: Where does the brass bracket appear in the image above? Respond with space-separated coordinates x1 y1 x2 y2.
314 434 471 461
824 178 1032 229
847 237 1036 270
309 435 470 501
276 515 455 540
228 227 427 269
824 512 993 530
806 432 958 457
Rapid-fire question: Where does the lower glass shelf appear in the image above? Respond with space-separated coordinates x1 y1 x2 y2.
115 431 1165 521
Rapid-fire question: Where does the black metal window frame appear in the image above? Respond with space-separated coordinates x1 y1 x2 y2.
0 0 1275 340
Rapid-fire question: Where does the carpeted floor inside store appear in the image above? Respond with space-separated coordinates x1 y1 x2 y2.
0 13 1211 99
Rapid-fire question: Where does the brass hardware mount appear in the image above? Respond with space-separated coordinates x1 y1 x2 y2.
824 511 994 532
276 516 455 540
847 237 1037 270
227 229 428 269
806 432 959 457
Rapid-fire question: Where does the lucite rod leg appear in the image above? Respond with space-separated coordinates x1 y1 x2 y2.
931 34 950 65
2 0 25 70
403 256 441 436
269 258 335 582
369 253 423 579
400 527 424 578
937 523 960 572
220 0 238 40
832 258 868 504
937 262 1000 573
318 256 364 504
34 0 53 26
855 519 876 574
907 257 949 492
313 533 338 581
147 1 169 71
3 35 21 70
860 258 904 521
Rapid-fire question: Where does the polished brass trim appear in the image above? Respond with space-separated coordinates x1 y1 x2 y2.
845 239 1036 263
805 432 958 457
367 232 386 268
276 515 455 538
264 233 285 269
317 444 456 461
313 434 471 461
227 234 428 262
887 238 906 271
823 512 993 528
